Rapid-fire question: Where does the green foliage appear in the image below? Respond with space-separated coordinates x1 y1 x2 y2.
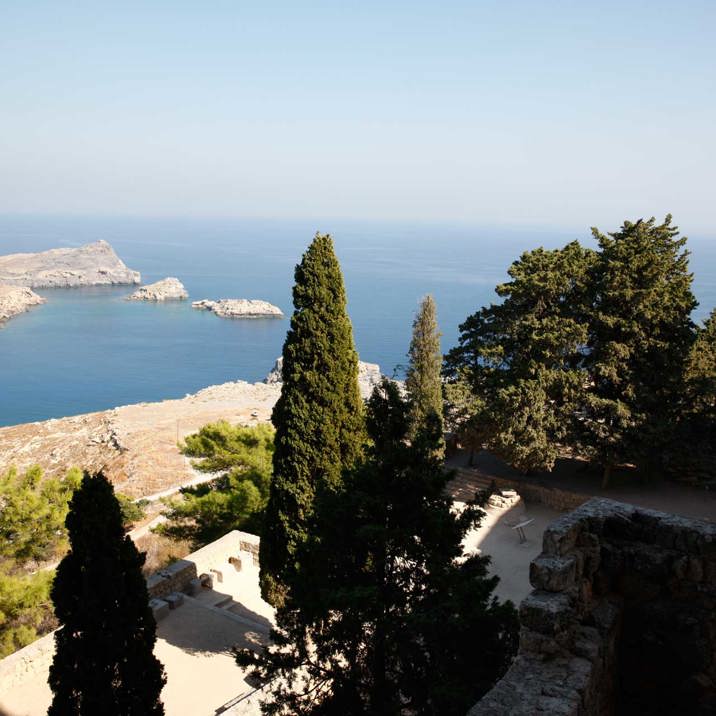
49 472 165 716
117 494 148 528
406 294 444 450
0 566 55 658
158 422 274 546
446 217 709 482
446 241 593 472
238 381 518 715
665 309 716 481
582 216 697 481
260 233 365 606
0 465 81 565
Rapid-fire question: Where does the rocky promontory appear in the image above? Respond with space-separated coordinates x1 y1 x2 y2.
126 277 188 301
0 240 140 288
0 285 46 324
192 298 283 318
264 356 384 399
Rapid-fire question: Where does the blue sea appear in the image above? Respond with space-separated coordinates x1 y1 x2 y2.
1 215 715 427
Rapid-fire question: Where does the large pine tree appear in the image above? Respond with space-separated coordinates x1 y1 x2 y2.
48 472 165 716
260 233 364 607
445 241 593 472
239 381 518 715
582 216 697 485
406 294 444 447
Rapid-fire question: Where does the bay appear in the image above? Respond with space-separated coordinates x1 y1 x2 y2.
1 215 714 427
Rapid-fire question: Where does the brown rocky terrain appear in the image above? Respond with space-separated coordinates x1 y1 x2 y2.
0 361 388 498
0 285 46 324
0 382 280 498
0 240 140 288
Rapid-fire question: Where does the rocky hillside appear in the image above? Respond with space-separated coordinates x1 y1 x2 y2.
0 285 45 324
0 240 140 288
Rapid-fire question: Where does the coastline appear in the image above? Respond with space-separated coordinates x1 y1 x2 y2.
0 363 384 498
0 380 281 498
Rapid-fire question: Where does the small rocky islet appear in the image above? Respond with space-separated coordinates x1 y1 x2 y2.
192 298 283 318
126 277 188 301
0 241 282 323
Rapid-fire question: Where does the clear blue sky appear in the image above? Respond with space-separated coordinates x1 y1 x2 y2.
1 1 715 232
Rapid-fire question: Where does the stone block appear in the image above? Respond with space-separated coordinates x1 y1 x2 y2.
149 598 170 622
164 592 184 610
184 577 202 596
520 591 574 636
530 555 577 592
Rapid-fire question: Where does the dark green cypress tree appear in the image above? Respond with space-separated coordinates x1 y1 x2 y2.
406 294 444 449
260 233 364 607
582 216 697 486
48 472 165 716
238 380 517 715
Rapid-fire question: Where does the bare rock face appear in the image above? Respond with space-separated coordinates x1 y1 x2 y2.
0 285 46 324
264 356 384 399
192 298 283 318
126 277 188 301
0 240 141 288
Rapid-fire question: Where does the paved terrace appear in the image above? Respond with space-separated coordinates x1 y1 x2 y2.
0 536 273 716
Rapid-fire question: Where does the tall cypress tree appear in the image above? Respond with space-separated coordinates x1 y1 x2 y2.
582 216 697 485
48 472 165 716
260 233 364 607
406 294 444 447
239 381 517 715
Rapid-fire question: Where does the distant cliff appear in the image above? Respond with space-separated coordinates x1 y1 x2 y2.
0 240 140 288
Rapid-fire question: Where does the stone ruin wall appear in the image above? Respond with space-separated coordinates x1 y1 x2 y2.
469 498 716 716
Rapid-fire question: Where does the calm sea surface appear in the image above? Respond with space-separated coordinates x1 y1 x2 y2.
1 215 715 427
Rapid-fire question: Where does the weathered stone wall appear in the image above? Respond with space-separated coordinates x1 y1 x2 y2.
0 631 55 695
469 498 716 716
145 530 261 598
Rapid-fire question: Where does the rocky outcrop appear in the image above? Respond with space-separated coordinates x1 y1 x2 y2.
192 298 283 318
264 356 384 399
0 240 140 288
126 277 188 301
0 285 46 324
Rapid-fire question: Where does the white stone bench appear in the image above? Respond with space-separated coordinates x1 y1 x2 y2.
512 518 535 544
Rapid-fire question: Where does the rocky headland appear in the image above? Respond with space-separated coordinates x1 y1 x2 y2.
264 356 383 399
0 361 388 498
192 298 283 318
0 285 46 325
0 240 140 288
127 277 188 301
